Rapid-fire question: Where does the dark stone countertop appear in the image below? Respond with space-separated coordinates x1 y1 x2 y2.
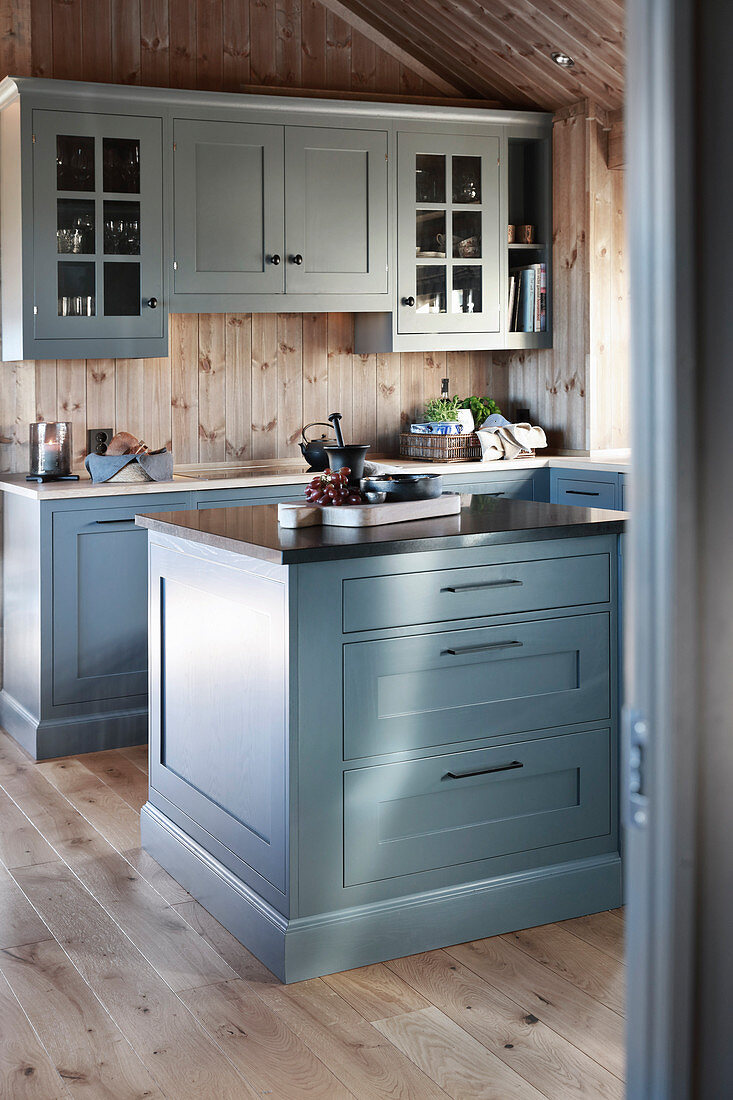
136 495 626 565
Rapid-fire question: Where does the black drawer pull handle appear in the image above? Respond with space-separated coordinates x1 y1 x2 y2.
442 580 523 593
443 640 523 656
487 491 505 496
94 518 137 525
445 761 523 780
566 489 600 496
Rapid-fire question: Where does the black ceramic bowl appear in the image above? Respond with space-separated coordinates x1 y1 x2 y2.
360 472 443 502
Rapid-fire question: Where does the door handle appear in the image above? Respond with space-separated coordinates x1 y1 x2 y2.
566 489 600 496
290 254 303 265
442 640 523 655
442 579 523 593
402 295 415 306
94 518 137 525
146 297 158 309
269 253 281 265
444 761 523 780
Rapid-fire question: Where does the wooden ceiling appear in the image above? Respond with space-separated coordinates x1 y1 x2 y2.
320 0 625 110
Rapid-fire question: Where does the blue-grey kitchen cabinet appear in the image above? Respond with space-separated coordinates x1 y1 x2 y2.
0 81 167 361
142 522 622 982
0 491 193 759
171 116 389 313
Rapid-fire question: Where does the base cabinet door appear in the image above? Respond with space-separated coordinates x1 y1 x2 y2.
51 498 190 705
284 126 388 295
173 118 284 297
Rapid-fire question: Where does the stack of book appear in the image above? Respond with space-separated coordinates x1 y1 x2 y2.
507 263 547 332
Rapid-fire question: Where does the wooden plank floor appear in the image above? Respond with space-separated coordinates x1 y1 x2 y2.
0 730 626 1098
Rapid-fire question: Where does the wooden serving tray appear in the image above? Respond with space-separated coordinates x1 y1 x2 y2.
278 492 462 528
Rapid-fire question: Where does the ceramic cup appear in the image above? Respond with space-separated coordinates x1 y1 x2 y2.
518 224 536 244
458 236 480 258
507 224 516 243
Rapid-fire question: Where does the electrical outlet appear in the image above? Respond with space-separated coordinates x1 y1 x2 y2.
87 428 114 456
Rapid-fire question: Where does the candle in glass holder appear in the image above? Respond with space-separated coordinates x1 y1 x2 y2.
29 422 73 478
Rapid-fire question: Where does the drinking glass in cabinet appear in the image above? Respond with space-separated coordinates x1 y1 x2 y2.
56 135 95 191
103 138 140 194
104 262 140 316
416 210 446 257
104 201 140 255
452 156 482 204
415 154 446 203
57 260 95 316
57 199 95 254
416 266 447 313
452 266 482 314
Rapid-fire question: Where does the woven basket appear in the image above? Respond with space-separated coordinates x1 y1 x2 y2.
106 462 153 483
399 431 482 463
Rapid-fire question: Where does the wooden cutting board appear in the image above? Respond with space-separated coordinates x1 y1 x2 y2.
278 492 462 528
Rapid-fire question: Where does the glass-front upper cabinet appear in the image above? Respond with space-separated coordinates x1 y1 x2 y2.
397 132 501 335
32 110 165 352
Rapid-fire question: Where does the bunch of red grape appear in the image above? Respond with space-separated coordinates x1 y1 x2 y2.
304 468 362 506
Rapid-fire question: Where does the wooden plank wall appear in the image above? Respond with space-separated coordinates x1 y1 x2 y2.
0 0 500 471
495 102 629 453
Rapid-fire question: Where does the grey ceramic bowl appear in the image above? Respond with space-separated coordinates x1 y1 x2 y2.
360 472 443 502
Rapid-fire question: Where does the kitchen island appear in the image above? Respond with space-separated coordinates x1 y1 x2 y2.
137 496 625 982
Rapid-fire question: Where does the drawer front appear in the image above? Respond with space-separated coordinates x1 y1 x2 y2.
344 727 611 885
554 476 617 510
344 613 610 759
343 551 610 633
195 489 303 510
447 476 535 502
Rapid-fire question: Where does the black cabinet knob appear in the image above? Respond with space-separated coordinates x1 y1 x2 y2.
270 253 281 265
291 254 303 265
147 297 158 309
402 295 415 307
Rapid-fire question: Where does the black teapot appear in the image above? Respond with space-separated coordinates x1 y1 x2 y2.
298 422 336 470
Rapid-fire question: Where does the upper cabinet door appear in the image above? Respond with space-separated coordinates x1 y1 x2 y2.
284 127 388 295
173 118 284 296
397 131 501 335
33 110 164 343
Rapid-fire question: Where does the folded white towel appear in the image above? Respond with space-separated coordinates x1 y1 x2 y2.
475 423 547 462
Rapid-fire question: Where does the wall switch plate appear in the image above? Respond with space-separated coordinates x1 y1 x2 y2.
87 428 114 456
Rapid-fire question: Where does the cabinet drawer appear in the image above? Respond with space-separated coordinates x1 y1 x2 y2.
344 727 611 885
554 477 617 510
343 551 610 633
344 612 610 759
446 475 535 501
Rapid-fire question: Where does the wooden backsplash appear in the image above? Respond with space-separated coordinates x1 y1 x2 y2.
24 315 499 467
0 1 626 471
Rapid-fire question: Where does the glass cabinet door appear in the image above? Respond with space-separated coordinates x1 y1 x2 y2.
32 111 163 342
398 133 501 334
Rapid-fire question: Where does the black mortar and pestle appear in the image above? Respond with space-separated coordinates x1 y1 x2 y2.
324 412 370 486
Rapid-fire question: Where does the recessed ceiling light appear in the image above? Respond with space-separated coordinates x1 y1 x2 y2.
551 51 575 68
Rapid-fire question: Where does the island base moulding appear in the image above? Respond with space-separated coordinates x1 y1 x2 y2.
142 801 622 983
